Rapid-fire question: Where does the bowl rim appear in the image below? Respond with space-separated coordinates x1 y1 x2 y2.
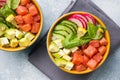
0 0 43 52
47 11 110 74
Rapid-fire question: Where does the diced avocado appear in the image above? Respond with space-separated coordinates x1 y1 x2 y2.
25 32 35 41
55 58 67 67
6 14 18 27
61 23 77 34
57 50 66 56
54 24 73 34
15 30 24 39
61 20 78 31
10 38 18 48
52 33 65 40
52 53 62 58
4 29 16 39
63 48 71 55
62 55 72 61
19 37 30 47
64 62 74 70
49 42 59 53
0 37 9 46
0 22 8 36
53 39 63 48
77 27 87 38
53 30 69 37
70 47 79 53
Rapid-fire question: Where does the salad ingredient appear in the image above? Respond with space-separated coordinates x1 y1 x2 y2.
0 22 8 36
74 64 86 72
20 24 31 32
52 33 65 40
77 27 87 38
23 14 33 24
93 53 103 63
28 4 38 16
0 37 9 46
83 45 97 58
16 5 28 16
25 32 35 41
63 55 72 61
64 62 74 70
98 46 106 55
55 58 67 67
49 42 59 53
15 15 24 24
53 39 63 48
33 14 40 22
89 40 100 48
100 37 108 46
53 30 69 38
7 0 20 9
4 29 16 39
19 37 30 47
87 59 97 69
0 5 15 18
15 29 24 39
10 38 18 47
31 22 40 33
63 48 71 55
20 0 30 6
61 20 78 31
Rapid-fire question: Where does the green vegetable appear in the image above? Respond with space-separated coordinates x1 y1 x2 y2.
4 29 16 39
7 0 20 10
0 22 8 36
0 5 16 18
62 22 105 48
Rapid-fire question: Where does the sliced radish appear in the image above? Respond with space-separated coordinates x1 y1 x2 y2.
72 16 87 29
0 0 6 2
72 14 88 24
68 18 84 28
82 14 96 24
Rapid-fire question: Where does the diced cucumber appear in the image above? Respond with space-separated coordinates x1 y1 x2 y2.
25 32 35 41
49 42 59 53
15 30 24 39
10 38 18 48
54 24 73 34
0 37 9 47
62 55 72 61
19 37 30 47
61 20 78 31
53 39 63 48
63 48 71 55
52 33 65 40
61 23 77 34
52 53 62 58
4 29 16 39
0 22 8 36
57 50 66 56
70 47 79 53
53 30 69 38
64 62 74 70
55 58 67 67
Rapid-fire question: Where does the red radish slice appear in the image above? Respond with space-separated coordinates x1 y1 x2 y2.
82 14 96 24
0 0 6 2
0 0 6 8
72 14 88 24
73 16 87 29
68 18 84 28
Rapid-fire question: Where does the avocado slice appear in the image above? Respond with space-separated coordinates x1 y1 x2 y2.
53 30 69 37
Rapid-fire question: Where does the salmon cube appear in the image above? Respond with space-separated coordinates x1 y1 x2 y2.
29 4 38 16
87 59 98 69
93 53 103 63
15 15 24 24
84 45 97 58
31 22 40 33
20 0 30 6
20 24 31 32
83 55 90 66
98 46 106 55
74 64 87 72
100 37 108 46
23 14 34 24
89 40 100 48
33 15 40 22
16 6 28 16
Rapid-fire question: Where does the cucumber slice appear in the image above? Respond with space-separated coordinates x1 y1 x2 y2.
0 22 8 36
53 30 69 37
61 23 77 34
61 20 78 31
52 33 65 40
54 24 73 34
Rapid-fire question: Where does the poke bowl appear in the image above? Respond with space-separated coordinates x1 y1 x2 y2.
0 0 43 51
47 11 110 74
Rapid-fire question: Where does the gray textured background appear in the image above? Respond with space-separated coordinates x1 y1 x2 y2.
0 0 120 80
